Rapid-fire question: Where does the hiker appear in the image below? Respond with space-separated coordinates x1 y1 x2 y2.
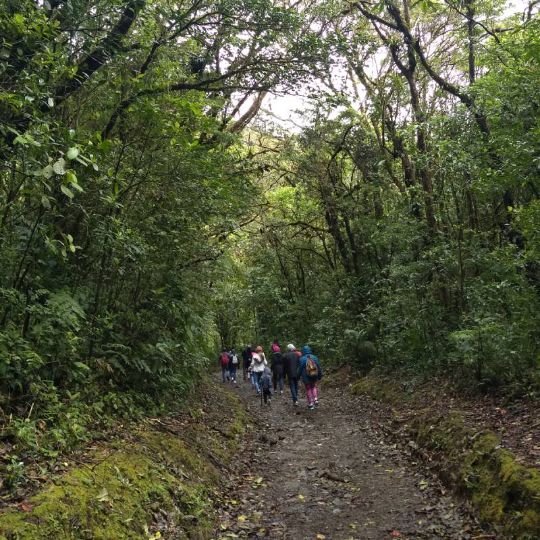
228 348 239 384
298 345 322 409
271 340 281 353
260 366 273 405
242 345 252 381
218 348 230 383
271 346 284 395
248 350 258 389
283 343 300 405
250 345 267 394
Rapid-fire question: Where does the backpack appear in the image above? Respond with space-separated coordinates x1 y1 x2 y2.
261 372 271 390
220 352 229 367
305 355 318 377
231 354 238 365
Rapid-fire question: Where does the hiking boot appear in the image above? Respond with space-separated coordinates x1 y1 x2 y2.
293 401 299 406
308 404 315 410
314 400 319 407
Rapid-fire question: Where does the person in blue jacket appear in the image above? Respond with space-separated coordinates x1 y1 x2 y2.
297 345 323 410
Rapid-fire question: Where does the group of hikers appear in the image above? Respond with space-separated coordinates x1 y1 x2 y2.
218 341 323 410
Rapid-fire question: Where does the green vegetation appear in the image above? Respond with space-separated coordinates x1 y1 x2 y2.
0 0 320 485
219 2 540 399
1 0 539 531
0 383 245 539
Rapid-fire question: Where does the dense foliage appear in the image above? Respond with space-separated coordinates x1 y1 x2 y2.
0 0 538 492
0 0 320 475
227 1 540 396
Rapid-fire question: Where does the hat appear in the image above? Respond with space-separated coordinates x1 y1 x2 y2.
287 343 295 351
256 345 263 352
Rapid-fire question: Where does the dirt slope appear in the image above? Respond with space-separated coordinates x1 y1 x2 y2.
217 379 494 540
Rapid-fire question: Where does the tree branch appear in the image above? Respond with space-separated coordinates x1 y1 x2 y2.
55 0 146 102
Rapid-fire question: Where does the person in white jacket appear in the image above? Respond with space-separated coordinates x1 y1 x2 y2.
249 345 267 394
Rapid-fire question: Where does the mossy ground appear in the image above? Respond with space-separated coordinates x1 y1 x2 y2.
352 377 540 539
0 382 245 539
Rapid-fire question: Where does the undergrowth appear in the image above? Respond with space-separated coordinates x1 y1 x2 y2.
0 382 245 539
0 363 208 495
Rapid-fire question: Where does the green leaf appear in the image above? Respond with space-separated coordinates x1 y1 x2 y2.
74 362 90 371
41 164 54 179
60 185 74 199
66 147 79 160
53 158 66 175
66 170 77 181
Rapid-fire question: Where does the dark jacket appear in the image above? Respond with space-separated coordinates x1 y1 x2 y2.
242 347 252 369
283 350 299 380
298 345 322 383
271 352 284 375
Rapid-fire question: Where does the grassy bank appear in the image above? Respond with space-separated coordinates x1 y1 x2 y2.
352 377 540 539
0 382 245 539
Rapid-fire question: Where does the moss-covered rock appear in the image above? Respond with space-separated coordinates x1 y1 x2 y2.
0 384 245 539
352 377 540 539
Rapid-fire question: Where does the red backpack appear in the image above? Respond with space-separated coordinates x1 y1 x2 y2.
220 352 229 366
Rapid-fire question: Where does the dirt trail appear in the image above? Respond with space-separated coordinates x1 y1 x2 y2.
215 377 495 539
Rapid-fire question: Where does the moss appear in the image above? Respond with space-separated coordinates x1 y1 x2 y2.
351 378 402 405
0 450 171 539
351 375 540 539
413 411 469 454
0 382 246 540
141 431 216 480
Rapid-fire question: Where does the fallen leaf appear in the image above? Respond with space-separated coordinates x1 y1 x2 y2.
19 503 33 512
96 488 110 502
418 479 429 491
316 534 326 539
390 530 401 537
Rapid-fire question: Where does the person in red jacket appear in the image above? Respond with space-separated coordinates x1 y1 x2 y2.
218 348 230 383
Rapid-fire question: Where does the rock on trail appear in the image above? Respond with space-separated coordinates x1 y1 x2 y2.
215 378 494 539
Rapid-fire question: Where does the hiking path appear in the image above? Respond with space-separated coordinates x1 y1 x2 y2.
215 376 495 539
